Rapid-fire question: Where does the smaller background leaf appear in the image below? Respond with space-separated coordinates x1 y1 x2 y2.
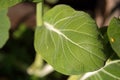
107 17 120 57
0 9 10 48
0 0 22 10
79 60 120 80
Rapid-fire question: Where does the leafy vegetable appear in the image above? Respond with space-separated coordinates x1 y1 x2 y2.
34 5 106 75
0 9 10 48
79 60 120 80
107 17 120 57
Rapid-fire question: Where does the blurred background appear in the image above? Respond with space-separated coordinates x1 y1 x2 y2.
0 0 120 80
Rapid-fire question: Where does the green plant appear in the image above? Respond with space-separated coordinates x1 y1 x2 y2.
0 0 120 80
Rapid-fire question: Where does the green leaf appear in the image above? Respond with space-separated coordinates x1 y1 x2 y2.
0 9 10 48
107 17 120 57
34 5 106 75
0 0 22 10
79 60 120 80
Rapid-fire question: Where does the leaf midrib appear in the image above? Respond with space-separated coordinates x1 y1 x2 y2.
44 22 105 61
